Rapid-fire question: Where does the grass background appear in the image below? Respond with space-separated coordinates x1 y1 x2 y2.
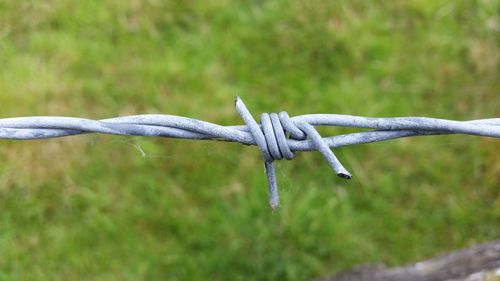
0 0 499 280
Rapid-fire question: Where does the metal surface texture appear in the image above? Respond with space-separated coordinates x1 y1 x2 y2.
1 97 498 208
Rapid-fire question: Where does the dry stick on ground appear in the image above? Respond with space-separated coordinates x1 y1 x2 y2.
316 240 500 281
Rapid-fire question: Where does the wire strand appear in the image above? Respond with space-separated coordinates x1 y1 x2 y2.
0 97 498 208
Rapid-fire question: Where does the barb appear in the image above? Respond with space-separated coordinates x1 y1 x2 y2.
0 97 499 208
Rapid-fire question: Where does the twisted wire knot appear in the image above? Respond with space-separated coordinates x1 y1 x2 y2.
235 97 351 209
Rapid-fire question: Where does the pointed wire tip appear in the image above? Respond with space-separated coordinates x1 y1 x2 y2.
270 200 279 209
234 96 241 106
337 172 352 180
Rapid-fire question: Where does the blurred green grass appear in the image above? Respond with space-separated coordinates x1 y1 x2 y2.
0 0 499 280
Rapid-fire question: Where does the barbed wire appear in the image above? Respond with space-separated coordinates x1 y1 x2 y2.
1 97 499 208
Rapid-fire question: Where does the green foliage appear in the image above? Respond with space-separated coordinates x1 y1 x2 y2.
0 1 499 280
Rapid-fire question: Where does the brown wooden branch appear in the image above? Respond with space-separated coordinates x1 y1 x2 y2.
316 240 500 281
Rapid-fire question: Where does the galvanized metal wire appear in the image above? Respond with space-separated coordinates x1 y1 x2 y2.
1 97 499 208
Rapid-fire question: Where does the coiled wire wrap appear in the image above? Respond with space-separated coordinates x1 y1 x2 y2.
0 96 499 208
